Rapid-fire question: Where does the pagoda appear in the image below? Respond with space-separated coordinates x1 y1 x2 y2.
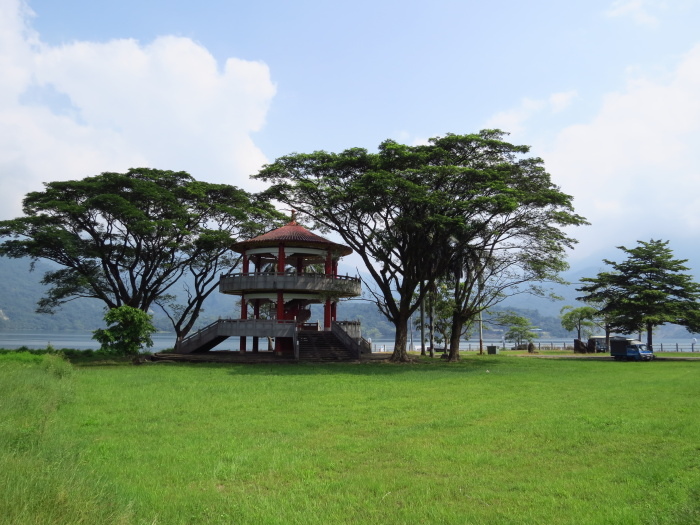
172 215 366 360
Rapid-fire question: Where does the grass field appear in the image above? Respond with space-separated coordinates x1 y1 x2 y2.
1 351 699 524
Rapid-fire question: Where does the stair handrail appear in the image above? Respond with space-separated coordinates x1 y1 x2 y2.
331 320 369 359
176 319 224 352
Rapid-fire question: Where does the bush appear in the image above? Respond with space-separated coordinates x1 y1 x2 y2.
92 306 156 356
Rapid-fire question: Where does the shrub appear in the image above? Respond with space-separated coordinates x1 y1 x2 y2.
92 306 156 356
40 353 73 379
0 351 44 364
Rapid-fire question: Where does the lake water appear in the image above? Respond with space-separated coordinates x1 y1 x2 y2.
0 331 178 351
1 332 698 353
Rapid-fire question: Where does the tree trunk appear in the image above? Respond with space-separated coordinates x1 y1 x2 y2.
390 318 411 362
646 321 654 351
447 315 463 362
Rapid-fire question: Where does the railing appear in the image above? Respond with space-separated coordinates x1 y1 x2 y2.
174 318 297 354
175 319 221 353
219 272 361 297
335 320 362 338
456 341 699 352
331 321 371 358
657 343 698 353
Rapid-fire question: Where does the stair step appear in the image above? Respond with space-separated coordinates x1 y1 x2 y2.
298 331 356 362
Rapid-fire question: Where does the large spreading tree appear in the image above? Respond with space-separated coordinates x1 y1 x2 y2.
255 130 585 362
0 168 281 341
441 175 586 361
577 239 700 349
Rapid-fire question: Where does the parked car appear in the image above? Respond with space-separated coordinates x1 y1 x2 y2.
587 336 608 352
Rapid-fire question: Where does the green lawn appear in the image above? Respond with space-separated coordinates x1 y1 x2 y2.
1 352 699 524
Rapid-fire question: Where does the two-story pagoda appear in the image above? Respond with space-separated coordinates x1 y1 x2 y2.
172 216 365 360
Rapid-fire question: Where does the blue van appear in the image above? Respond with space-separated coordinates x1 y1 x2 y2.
610 336 655 361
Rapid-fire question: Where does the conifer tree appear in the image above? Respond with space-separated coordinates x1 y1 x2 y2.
577 240 700 349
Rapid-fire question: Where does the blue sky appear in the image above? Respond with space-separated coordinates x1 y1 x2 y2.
2 0 700 270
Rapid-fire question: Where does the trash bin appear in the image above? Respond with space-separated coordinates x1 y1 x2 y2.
487 346 498 355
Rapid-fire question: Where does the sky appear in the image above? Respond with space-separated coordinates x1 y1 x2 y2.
2 0 700 273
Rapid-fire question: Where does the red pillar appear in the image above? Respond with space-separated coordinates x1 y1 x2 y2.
331 301 337 322
275 292 285 354
240 296 248 319
242 251 249 274
325 250 332 275
276 292 284 320
240 295 247 352
252 299 260 352
324 298 331 330
278 243 286 273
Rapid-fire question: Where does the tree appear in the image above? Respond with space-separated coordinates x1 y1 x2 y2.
0 168 281 340
256 130 585 362
577 240 700 350
442 172 585 362
559 305 599 340
413 282 471 352
92 305 156 356
495 311 538 348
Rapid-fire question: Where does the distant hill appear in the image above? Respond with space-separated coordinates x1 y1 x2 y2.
0 257 105 331
2 255 697 341
0 257 218 333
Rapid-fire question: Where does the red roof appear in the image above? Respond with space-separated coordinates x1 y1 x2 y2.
232 220 353 256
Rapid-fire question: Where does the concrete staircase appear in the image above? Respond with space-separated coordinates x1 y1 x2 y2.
297 331 357 362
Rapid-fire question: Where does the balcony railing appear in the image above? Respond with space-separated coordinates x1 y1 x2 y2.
219 272 361 297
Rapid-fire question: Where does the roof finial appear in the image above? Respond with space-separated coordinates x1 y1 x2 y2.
290 209 297 225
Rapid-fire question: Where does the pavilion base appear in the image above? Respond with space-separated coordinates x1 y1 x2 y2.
152 350 296 364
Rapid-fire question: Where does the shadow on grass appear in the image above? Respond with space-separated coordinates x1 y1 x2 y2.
219 354 538 377
220 352 691 377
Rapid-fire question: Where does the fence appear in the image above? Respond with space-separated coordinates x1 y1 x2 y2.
388 340 700 353
657 343 698 353
458 341 698 352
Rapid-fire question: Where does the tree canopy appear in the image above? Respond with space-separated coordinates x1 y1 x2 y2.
440 173 585 360
559 305 599 341
577 239 700 349
255 130 586 361
0 168 282 340
496 311 538 348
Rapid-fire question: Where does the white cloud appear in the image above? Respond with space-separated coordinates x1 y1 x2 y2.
483 91 577 134
604 0 667 27
483 98 546 135
549 91 578 113
393 131 431 146
0 0 276 220
543 43 700 257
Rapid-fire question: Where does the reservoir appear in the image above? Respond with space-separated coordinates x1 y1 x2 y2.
0 332 697 353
